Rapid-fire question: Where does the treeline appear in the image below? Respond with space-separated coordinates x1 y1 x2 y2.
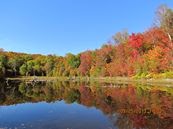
0 5 173 79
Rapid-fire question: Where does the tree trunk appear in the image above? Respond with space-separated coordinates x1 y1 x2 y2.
167 33 172 42
168 33 173 70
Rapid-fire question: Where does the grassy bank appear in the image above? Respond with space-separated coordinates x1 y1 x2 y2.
5 76 173 87
92 77 173 87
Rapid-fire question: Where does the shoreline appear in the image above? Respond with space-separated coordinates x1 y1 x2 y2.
5 76 173 87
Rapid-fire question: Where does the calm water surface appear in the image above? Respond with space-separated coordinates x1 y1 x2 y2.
0 81 173 129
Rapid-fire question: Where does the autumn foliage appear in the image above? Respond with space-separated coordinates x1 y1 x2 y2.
0 5 173 78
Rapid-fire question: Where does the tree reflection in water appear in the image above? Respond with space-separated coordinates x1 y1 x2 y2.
0 80 173 129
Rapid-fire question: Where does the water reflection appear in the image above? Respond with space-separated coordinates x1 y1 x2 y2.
0 81 173 129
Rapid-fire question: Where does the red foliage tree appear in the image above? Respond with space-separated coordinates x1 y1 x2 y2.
79 51 92 76
129 33 144 49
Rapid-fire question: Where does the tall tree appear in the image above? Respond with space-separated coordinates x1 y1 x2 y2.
79 51 92 76
44 55 56 76
155 4 173 42
113 29 129 44
8 57 23 76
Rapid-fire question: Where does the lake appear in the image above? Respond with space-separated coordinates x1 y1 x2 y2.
0 80 173 129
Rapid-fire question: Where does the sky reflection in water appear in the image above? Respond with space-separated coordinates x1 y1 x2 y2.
0 81 172 129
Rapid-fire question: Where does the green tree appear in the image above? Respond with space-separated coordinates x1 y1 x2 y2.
8 57 24 76
19 64 28 76
44 55 56 76
26 60 35 76
66 53 80 68
0 55 7 78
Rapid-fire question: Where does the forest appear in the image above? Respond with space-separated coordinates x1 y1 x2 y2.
0 5 173 79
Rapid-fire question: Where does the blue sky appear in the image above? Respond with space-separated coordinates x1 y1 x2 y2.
0 0 173 56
